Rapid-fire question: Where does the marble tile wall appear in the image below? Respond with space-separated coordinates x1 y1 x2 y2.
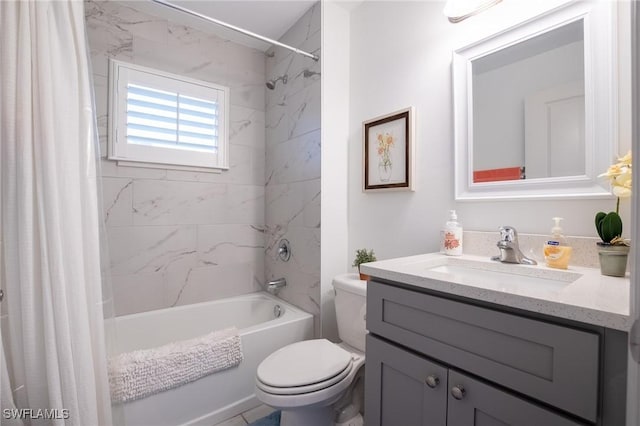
264 3 322 335
85 0 266 315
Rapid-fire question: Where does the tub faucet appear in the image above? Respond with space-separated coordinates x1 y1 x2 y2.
266 278 286 295
491 226 537 265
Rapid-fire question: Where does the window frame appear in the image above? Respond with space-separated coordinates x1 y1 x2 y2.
108 59 230 171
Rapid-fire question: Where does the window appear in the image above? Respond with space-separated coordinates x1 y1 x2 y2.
108 59 229 170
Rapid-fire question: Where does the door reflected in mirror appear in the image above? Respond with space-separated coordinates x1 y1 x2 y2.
472 19 585 183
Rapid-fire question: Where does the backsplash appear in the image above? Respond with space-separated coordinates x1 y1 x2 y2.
464 230 601 268
86 0 266 315
264 3 322 335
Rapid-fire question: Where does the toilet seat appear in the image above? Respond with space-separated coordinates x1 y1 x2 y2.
256 361 353 395
256 339 353 389
254 340 365 409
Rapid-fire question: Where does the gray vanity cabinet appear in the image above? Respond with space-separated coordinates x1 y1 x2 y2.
366 335 585 426
364 279 620 426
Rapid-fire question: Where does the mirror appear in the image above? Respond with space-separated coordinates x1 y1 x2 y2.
453 2 617 200
473 20 584 182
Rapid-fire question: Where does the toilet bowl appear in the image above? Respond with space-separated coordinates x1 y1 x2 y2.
254 274 366 426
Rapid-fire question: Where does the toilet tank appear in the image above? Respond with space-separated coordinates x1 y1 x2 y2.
333 274 367 352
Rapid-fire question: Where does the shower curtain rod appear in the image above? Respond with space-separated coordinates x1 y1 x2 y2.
151 0 320 61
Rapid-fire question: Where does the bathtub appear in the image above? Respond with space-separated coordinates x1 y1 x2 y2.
111 292 313 426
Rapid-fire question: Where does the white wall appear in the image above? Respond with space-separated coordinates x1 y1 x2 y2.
626 2 639 424
347 0 631 262
320 1 351 342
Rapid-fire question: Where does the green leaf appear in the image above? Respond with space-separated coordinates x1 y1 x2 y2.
353 248 376 267
600 212 623 243
595 212 607 241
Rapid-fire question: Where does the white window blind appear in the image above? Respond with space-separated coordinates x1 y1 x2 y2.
126 84 219 152
109 60 229 170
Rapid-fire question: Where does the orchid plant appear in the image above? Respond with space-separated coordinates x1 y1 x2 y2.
377 132 395 170
595 151 632 245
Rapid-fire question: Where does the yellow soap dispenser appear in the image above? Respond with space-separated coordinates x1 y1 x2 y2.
543 217 573 269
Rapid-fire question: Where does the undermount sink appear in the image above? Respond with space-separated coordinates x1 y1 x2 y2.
419 256 582 290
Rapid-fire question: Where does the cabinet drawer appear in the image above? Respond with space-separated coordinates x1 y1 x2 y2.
367 280 600 422
447 369 587 426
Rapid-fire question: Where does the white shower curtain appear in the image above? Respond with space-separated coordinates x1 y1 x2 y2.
0 1 112 425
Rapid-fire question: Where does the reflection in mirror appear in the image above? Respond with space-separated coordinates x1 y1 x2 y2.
472 20 585 183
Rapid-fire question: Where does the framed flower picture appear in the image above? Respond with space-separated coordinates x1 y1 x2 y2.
363 107 414 191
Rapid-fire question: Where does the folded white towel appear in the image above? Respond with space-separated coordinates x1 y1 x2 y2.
109 327 243 403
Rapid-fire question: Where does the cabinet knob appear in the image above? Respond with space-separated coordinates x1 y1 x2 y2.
425 375 440 388
451 385 466 400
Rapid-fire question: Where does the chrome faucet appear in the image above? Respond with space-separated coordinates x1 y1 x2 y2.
491 226 537 265
266 278 286 295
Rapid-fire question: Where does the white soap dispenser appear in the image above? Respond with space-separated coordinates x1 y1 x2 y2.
443 210 463 256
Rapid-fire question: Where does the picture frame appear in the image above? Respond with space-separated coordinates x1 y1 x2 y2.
363 107 414 191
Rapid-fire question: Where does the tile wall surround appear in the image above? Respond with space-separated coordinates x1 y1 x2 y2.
86 0 268 315
264 4 322 335
464 230 601 268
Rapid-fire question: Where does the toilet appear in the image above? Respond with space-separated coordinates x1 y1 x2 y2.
254 274 366 426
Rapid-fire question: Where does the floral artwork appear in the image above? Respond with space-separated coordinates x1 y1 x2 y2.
363 108 413 191
377 132 394 182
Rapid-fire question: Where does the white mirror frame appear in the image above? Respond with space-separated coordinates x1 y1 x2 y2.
453 1 617 200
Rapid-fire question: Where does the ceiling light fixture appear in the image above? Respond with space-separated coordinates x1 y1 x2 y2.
443 0 503 23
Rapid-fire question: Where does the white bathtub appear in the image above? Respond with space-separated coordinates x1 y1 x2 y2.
111 292 313 426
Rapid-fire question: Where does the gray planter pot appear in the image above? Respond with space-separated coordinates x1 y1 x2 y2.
597 242 630 277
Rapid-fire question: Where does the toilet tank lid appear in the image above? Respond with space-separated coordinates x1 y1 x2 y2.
333 273 366 296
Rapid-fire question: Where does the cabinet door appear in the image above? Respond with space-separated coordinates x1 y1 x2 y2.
447 370 587 426
365 335 447 426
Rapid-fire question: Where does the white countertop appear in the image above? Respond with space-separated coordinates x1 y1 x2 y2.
360 253 631 331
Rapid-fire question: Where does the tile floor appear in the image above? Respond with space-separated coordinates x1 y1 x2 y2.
213 404 276 426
